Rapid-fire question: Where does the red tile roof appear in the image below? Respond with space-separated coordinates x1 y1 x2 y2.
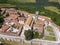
5 14 19 21
36 20 44 26
34 20 44 32
15 23 23 35
18 17 25 21
58 26 60 32
25 15 33 26
17 10 30 16
1 24 10 32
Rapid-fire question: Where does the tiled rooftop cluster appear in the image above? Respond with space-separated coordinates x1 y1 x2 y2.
0 8 52 36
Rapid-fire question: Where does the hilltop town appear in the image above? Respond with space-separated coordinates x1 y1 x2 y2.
0 8 51 36
0 8 60 45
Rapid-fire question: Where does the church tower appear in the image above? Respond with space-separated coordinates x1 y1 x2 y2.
35 11 39 22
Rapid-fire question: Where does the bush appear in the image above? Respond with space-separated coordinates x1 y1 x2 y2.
0 15 4 28
33 31 39 38
24 29 43 40
46 26 53 32
44 36 56 41
0 0 8 3
24 30 34 40
39 29 44 39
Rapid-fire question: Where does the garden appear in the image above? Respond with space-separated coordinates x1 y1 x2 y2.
44 26 56 41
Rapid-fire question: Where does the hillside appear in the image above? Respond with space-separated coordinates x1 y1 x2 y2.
0 0 58 4
7 0 36 3
0 0 60 26
7 0 58 3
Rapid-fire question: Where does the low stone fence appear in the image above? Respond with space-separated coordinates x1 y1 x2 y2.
18 39 60 45
0 34 60 45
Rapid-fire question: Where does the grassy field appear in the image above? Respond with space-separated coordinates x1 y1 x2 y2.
0 4 16 7
44 6 60 14
48 0 58 2
44 35 56 41
44 26 56 41
46 26 53 32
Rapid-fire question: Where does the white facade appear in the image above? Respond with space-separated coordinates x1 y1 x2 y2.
5 22 9 25
33 16 35 20
12 28 18 32
32 15 38 22
33 25 38 30
10 22 14 26
7 27 11 31
19 20 24 24
59 32 60 41
45 21 49 27
5 21 14 26
23 25 31 30
38 17 45 21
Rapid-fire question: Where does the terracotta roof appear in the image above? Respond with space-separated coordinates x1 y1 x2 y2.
25 15 33 26
57 26 60 32
17 10 22 13
1 24 10 32
30 14 35 16
5 14 19 21
11 19 18 24
8 8 16 10
10 14 19 19
39 16 51 21
1 8 5 10
17 10 30 16
0 29 3 32
16 23 23 28
39 16 51 19
37 26 43 32
18 17 25 21
30 19 34 28
36 20 44 26
15 23 23 35
34 20 44 32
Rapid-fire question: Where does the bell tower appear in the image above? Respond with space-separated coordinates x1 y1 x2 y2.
35 11 39 22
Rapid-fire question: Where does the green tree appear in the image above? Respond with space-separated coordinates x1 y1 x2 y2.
39 30 44 38
33 31 39 38
24 30 34 40
52 17 56 22
0 9 4 28
0 0 8 3
24 30 40 40
0 16 4 28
